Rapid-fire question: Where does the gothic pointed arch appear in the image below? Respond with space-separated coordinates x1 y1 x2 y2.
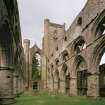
92 10 105 37
61 50 69 61
90 36 105 97
61 63 68 77
73 55 88 95
91 36 105 70
71 36 86 55
55 58 59 66
54 69 59 79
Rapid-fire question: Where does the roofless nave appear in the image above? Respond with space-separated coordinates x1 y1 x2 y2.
0 0 105 105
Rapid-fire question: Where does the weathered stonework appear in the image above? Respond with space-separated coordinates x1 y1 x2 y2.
42 0 105 98
23 40 42 93
0 0 25 104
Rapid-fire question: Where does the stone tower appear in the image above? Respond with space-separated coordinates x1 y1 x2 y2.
23 39 30 90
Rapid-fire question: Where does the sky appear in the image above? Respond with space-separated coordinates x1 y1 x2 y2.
17 0 105 64
17 0 87 47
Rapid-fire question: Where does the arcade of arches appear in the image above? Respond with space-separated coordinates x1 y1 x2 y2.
41 0 105 98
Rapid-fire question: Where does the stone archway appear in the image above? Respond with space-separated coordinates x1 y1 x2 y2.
76 56 88 95
72 55 88 96
92 10 105 38
89 10 105 97
27 43 42 92
71 36 86 55
70 36 87 96
91 37 105 97
60 63 69 94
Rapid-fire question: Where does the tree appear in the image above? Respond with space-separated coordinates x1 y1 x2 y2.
32 54 40 80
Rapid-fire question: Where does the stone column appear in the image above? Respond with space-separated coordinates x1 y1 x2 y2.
60 78 65 94
13 72 18 96
23 39 30 90
87 73 99 98
18 77 21 95
47 79 50 92
54 80 58 94
20 77 24 94
0 67 15 104
69 77 77 96
49 78 54 93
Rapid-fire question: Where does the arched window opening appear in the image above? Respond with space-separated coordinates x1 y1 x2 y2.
62 50 69 61
50 64 54 90
50 64 54 79
31 53 41 91
99 52 105 97
76 56 87 96
62 63 68 76
51 64 54 70
55 70 59 82
100 53 105 65
96 20 105 36
47 68 50 79
55 59 59 66
77 17 82 26
64 36 67 41
74 40 86 54
31 53 41 81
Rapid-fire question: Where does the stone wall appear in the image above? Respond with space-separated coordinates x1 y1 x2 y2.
0 0 25 104
42 0 105 98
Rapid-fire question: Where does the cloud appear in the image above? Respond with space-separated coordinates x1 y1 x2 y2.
17 0 87 47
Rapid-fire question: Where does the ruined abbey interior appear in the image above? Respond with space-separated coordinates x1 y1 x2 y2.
41 0 105 98
0 0 105 105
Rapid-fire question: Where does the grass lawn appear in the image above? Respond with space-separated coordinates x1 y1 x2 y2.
13 94 105 105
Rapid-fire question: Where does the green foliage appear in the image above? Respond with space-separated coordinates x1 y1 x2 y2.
32 54 40 80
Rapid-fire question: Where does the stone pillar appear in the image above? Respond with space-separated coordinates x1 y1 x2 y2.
54 75 59 94
0 67 15 104
47 79 50 92
54 80 58 94
20 77 24 94
87 73 99 98
18 77 21 95
18 76 24 95
60 79 65 94
70 77 77 96
49 78 54 93
23 39 30 90
13 72 18 96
